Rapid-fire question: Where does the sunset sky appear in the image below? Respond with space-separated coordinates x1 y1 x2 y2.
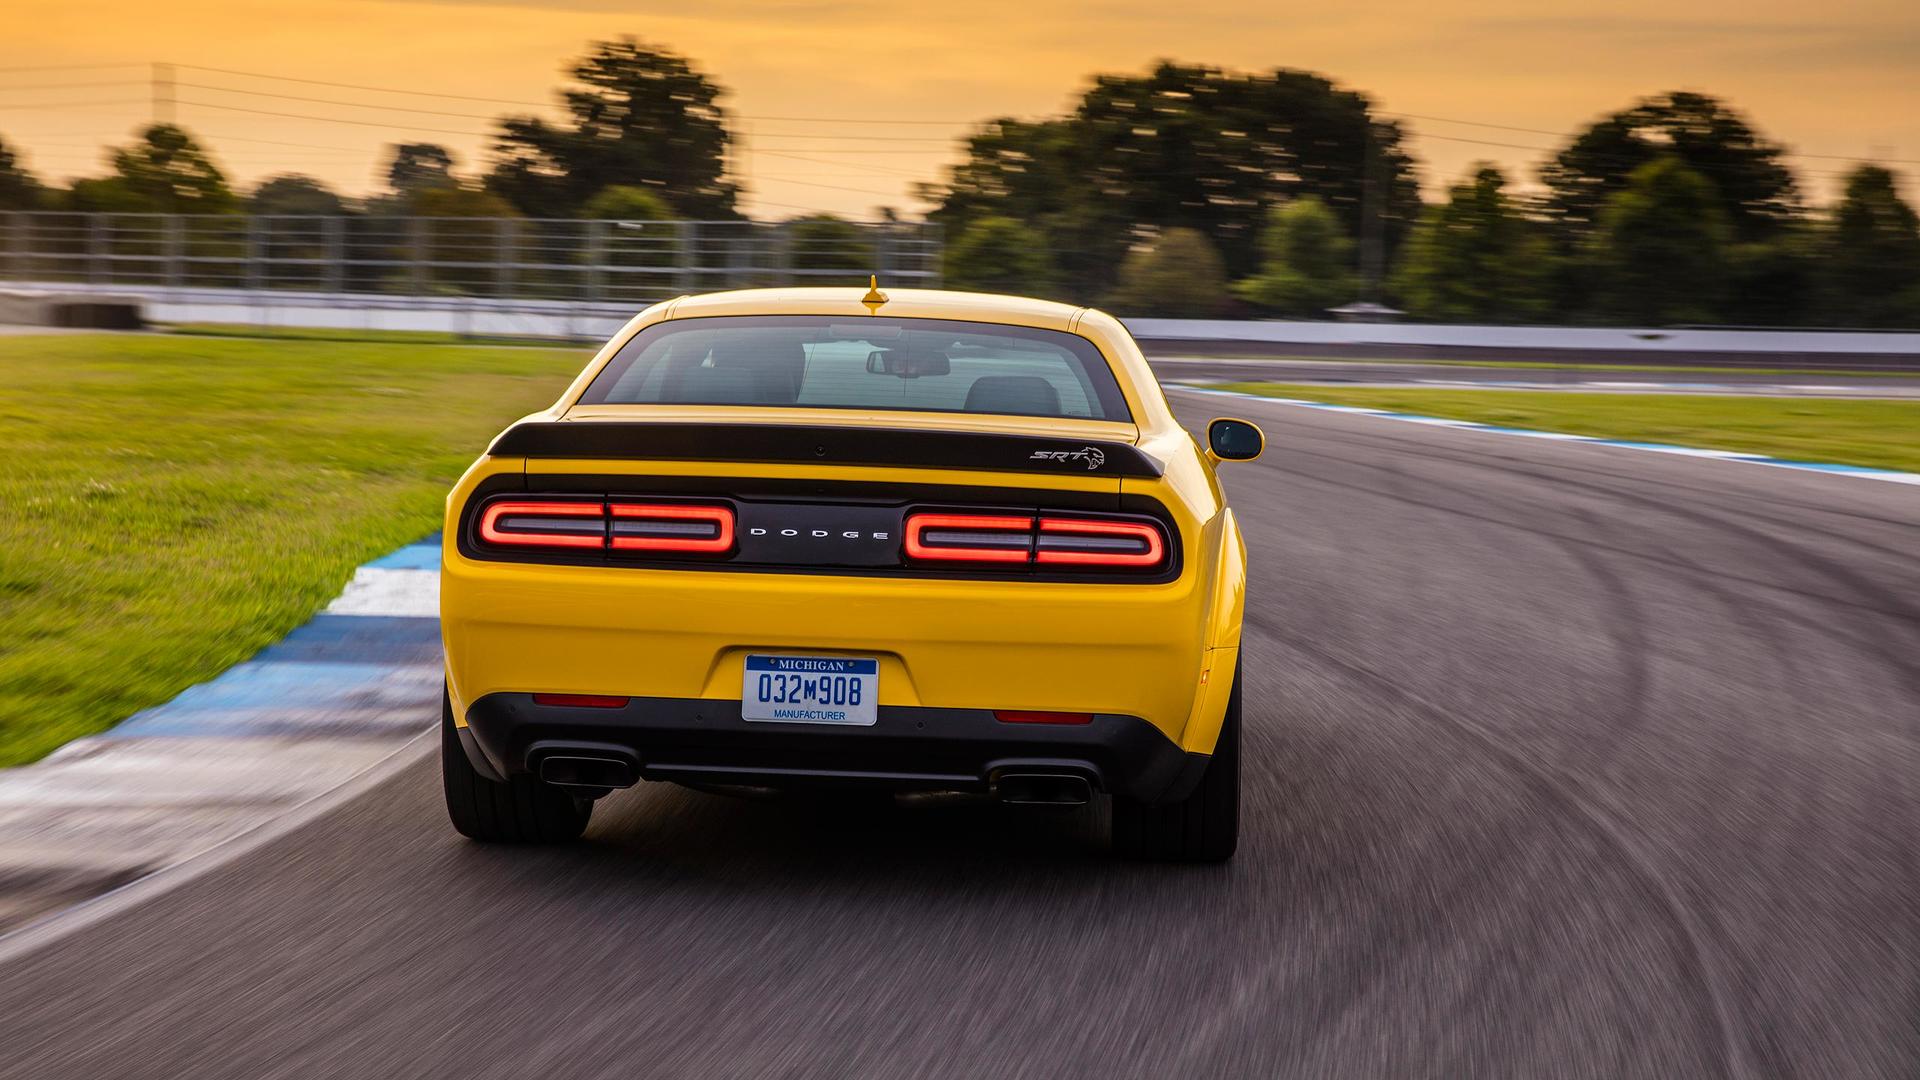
4 0 1916 218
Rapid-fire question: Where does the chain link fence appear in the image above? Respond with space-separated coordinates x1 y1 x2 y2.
0 213 942 326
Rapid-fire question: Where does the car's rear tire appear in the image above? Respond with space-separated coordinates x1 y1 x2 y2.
441 690 592 844
1112 667 1240 862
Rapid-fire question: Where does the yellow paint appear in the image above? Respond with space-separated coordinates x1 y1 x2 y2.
442 287 1246 752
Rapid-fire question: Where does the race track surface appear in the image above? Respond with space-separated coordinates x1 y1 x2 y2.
3 392 1916 1079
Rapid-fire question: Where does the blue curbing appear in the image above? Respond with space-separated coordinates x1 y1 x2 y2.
99 536 444 742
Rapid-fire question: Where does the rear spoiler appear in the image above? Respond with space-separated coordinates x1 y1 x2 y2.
487 422 1164 478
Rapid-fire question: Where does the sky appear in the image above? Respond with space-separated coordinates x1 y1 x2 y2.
3 0 1916 218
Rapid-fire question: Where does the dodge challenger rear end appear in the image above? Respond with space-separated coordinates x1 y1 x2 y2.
440 285 1256 861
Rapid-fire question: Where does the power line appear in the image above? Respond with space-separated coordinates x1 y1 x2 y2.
0 81 147 93
175 99 491 137
0 62 145 74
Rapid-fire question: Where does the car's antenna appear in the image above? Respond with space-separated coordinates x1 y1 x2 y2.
861 274 889 312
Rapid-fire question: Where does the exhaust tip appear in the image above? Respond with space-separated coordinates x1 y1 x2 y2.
538 753 638 792
995 772 1093 806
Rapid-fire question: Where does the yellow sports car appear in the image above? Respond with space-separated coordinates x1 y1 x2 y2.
439 283 1261 861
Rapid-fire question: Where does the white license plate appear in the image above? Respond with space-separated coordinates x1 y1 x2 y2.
741 655 879 726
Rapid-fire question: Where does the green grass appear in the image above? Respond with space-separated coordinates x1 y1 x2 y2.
0 334 588 766
161 322 592 347
1211 382 1920 473
1175 354 1920 379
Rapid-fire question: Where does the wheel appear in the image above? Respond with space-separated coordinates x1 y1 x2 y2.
441 689 592 844
1112 666 1240 862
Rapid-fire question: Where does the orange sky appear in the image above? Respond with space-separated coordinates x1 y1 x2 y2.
3 0 1916 218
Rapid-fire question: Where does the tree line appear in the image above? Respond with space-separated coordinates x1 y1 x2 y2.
0 39 1915 327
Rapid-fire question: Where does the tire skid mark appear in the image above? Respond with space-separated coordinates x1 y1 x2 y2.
1246 611 1759 1080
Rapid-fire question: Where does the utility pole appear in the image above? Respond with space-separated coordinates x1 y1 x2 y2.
1359 120 1385 301
151 62 175 127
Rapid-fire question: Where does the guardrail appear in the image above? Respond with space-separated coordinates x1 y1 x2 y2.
0 213 941 311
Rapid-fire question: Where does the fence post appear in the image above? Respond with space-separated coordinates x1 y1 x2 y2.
586 219 606 307
677 221 697 294
161 215 182 288
89 214 108 284
495 217 516 299
324 216 344 294
408 217 428 295
245 216 264 291
0 211 15 282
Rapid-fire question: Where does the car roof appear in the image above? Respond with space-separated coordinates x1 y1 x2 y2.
660 287 1086 333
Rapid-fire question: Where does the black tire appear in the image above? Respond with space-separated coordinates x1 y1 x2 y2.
1112 666 1240 862
441 690 592 844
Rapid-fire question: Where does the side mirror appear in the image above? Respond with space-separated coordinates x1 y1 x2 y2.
1207 418 1264 462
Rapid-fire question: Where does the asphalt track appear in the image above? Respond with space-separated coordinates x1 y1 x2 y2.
3 391 1917 1079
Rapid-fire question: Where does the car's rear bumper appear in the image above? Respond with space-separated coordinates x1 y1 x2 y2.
459 692 1209 804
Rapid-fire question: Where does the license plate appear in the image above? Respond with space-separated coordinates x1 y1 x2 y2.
742 655 879 726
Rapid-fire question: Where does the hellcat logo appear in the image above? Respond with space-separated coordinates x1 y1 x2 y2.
1029 446 1108 471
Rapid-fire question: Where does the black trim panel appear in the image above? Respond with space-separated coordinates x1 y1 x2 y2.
460 692 1207 804
488 422 1164 478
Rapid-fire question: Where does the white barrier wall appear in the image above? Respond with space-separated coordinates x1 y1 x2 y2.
1124 318 1920 356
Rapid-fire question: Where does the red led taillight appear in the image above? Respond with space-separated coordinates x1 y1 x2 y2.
903 513 1034 563
609 503 735 553
1034 518 1165 567
903 512 1166 570
477 500 606 549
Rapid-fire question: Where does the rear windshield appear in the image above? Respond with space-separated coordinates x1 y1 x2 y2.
577 315 1131 421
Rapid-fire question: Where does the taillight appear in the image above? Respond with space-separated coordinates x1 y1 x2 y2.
474 497 734 555
477 500 606 549
1035 518 1165 567
903 513 1034 563
902 512 1168 571
610 503 735 553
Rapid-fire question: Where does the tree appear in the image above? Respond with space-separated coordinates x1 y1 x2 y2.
410 186 517 218
944 215 1058 297
1390 166 1553 323
68 125 237 214
1818 165 1920 328
0 135 44 210
926 62 1417 301
1586 157 1730 325
384 143 456 198
579 184 672 221
783 214 872 280
1106 228 1229 317
488 38 734 219
249 174 346 215
1234 197 1357 317
1543 91 1797 243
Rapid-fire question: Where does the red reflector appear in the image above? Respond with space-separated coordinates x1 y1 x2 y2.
1034 517 1165 567
994 710 1095 725
532 694 630 709
903 513 1034 563
609 503 735 553
478 500 606 549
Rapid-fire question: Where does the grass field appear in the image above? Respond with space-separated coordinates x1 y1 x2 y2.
1212 383 1920 472
0 333 586 767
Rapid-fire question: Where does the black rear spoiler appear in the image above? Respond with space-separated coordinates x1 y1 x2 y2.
487 422 1164 478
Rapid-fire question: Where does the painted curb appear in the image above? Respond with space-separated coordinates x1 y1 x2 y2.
0 535 444 949
1172 384 1920 486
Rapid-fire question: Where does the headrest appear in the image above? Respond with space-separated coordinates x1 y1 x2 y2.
963 375 1061 416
